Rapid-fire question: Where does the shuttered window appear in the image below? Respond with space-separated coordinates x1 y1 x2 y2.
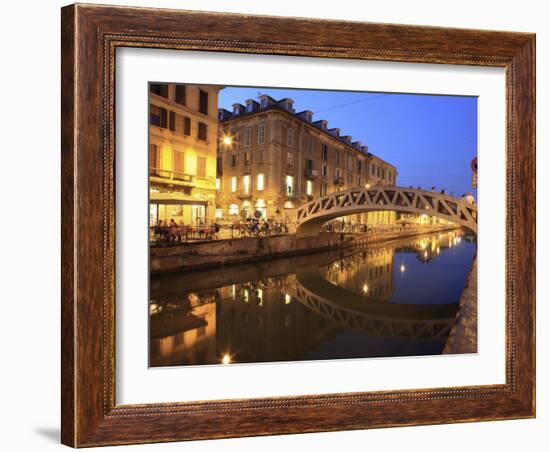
183 116 191 135
199 89 208 115
149 144 160 174
198 122 207 141
169 111 176 131
197 156 206 178
173 151 184 179
175 85 186 105
149 83 168 98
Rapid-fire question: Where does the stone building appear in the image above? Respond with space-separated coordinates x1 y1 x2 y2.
149 83 223 227
216 94 397 226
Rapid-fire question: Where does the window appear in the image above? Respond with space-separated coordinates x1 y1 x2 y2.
305 158 313 170
372 164 376 175
244 152 251 167
173 151 184 178
233 105 241 116
175 85 186 105
231 154 238 168
258 124 265 144
217 157 222 173
322 164 328 177
306 180 313 196
320 183 328 197
244 127 251 147
287 128 294 146
336 168 342 178
183 116 191 135
377 166 381 177
358 177 362 187
197 122 207 141
286 175 294 196
357 160 362 173
197 156 206 178
257 173 265 191
243 175 251 193
150 83 168 97
216 178 221 191
336 151 342 166
215 208 223 219
169 111 176 131
260 97 268 108
231 177 237 192
381 168 386 179
199 89 208 115
257 148 265 164
150 105 167 128
229 204 239 215
149 144 160 173
287 152 294 167
321 144 328 161
347 173 353 183
347 155 354 171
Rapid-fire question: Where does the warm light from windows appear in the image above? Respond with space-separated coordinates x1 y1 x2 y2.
257 173 265 191
306 180 313 196
216 178 221 191
285 294 292 305
243 175 250 193
231 176 237 192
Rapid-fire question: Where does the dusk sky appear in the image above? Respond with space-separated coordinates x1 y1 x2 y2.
219 87 477 198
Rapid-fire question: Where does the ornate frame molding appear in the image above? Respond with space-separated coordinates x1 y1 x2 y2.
61 4 535 447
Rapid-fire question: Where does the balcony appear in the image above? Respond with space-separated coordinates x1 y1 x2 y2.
285 189 298 200
235 189 253 200
334 176 344 186
150 168 195 185
304 168 319 179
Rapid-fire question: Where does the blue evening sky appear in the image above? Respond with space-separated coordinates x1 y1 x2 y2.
219 87 477 198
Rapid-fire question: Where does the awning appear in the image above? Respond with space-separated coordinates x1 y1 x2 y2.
150 191 208 206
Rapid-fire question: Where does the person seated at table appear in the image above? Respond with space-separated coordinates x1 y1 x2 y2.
169 219 178 241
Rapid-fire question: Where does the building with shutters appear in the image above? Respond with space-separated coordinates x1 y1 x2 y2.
149 83 223 228
216 95 398 227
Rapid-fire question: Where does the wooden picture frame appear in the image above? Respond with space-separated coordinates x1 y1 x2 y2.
61 3 535 447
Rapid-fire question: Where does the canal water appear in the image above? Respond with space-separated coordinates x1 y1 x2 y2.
149 230 476 367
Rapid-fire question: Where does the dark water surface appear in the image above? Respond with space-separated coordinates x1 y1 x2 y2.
149 230 476 367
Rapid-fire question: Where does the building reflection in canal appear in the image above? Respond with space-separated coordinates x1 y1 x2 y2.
150 230 476 367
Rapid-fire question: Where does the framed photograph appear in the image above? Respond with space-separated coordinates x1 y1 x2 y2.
61 3 535 447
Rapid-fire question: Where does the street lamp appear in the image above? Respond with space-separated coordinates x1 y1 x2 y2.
222 135 233 146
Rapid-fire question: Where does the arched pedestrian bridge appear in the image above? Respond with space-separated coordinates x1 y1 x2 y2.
296 186 477 238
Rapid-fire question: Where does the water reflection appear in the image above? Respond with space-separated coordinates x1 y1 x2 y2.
150 230 476 367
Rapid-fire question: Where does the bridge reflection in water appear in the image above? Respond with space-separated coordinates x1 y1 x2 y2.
149 231 476 367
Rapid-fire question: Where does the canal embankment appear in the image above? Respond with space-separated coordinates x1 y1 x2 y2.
150 225 461 274
443 258 477 354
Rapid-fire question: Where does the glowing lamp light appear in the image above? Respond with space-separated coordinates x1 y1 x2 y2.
362 284 369 294
222 135 233 146
399 264 406 273
285 294 292 305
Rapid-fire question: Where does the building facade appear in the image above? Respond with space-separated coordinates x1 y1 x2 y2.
216 95 398 226
149 83 223 228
